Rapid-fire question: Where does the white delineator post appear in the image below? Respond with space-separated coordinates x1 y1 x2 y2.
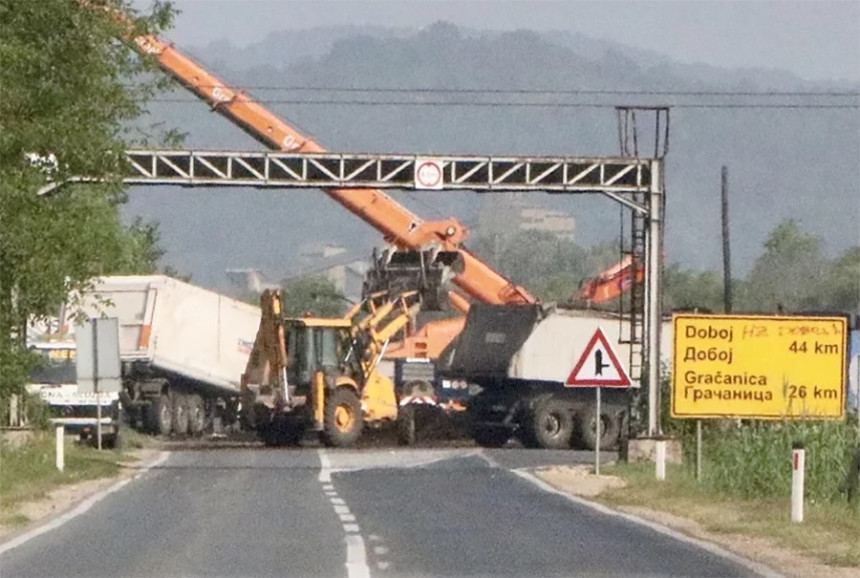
791 443 805 523
655 439 666 481
55 424 65 472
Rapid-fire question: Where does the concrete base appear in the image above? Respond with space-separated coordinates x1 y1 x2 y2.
627 437 683 465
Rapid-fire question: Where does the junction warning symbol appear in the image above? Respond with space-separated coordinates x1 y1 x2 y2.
565 327 631 387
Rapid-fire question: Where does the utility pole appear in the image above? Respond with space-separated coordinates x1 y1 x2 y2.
721 166 732 313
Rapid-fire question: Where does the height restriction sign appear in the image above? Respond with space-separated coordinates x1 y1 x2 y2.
414 158 444 190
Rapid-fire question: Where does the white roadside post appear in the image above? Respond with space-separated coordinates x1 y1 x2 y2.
791 442 805 523
55 424 65 472
655 439 666 481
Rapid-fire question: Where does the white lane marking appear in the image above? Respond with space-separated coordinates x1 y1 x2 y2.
346 534 370 578
0 450 171 556
321 455 370 578
476 450 502 469
511 470 782 578
374 546 389 555
377 561 390 570
318 448 332 483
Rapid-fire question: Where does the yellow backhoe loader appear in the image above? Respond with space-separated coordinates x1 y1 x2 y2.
240 289 422 447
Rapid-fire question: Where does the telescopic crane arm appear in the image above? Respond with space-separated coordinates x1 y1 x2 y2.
123 28 535 307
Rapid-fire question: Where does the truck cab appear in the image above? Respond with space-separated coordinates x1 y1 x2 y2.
27 341 121 447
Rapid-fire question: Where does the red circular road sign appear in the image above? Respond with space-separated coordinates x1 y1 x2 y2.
415 160 443 189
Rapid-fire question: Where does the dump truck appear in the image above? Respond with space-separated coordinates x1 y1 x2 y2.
441 305 672 450
61 275 261 436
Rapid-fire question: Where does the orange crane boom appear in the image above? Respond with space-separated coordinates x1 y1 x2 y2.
128 33 535 308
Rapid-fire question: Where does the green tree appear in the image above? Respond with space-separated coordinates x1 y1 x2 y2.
819 245 860 313
739 219 826 313
663 264 723 312
279 276 347 318
0 0 175 400
469 230 622 303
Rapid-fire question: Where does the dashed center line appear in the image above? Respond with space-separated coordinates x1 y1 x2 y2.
318 448 371 578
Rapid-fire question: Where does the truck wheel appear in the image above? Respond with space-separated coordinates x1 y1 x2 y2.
147 394 173 436
172 394 190 436
578 406 622 451
322 388 363 447
187 394 205 436
527 398 575 450
397 404 417 446
471 425 510 448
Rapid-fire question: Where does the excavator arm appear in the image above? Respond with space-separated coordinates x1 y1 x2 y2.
576 255 644 304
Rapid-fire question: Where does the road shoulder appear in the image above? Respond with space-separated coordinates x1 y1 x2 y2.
533 465 856 578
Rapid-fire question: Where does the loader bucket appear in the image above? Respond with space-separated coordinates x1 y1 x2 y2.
364 249 464 311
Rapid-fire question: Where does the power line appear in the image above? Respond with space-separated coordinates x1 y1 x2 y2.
130 84 859 98
145 98 859 110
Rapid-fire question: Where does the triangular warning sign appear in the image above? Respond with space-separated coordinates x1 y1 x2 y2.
565 327 631 387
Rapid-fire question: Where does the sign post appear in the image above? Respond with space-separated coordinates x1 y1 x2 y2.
566 327 631 476
76 318 122 450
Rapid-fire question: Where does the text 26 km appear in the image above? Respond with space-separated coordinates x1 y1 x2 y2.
787 385 839 400
788 340 840 355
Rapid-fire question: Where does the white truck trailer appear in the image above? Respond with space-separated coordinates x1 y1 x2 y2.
50 275 260 436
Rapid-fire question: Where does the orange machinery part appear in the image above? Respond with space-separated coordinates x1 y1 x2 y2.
578 255 644 304
130 33 535 308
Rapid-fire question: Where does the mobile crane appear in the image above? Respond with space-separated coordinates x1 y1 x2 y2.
94 3 630 450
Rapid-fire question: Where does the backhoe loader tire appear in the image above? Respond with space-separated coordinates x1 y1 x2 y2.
187 394 205 436
397 404 417 446
471 425 510 448
172 393 190 436
525 398 575 450
578 405 622 451
322 388 363 447
147 394 172 436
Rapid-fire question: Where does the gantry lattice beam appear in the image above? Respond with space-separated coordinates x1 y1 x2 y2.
122 149 657 212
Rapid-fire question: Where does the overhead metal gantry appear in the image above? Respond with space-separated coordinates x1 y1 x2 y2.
122 149 657 215
117 147 664 436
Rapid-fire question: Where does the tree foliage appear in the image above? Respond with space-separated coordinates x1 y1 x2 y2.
0 0 176 398
468 230 620 303
467 220 858 316
279 276 347 318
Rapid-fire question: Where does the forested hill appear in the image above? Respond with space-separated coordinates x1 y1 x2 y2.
130 22 859 290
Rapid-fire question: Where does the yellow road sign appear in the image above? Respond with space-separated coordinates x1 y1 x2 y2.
672 314 847 419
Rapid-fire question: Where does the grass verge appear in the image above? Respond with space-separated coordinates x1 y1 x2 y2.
600 462 860 568
0 430 153 525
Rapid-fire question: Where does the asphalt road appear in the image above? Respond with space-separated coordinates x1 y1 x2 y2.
0 446 765 577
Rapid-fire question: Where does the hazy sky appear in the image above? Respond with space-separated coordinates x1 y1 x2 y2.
153 0 860 82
